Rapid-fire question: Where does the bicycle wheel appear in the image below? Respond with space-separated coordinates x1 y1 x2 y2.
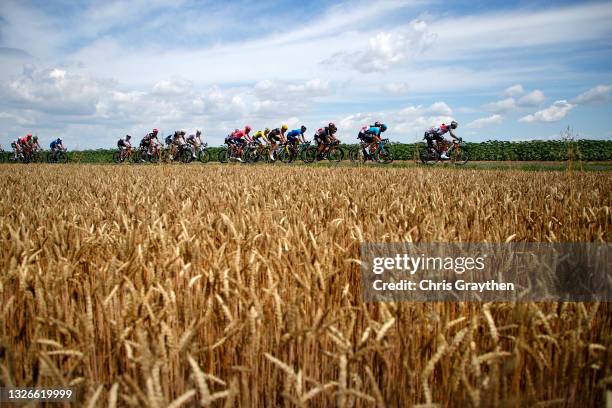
179 148 192 163
302 146 317 163
450 146 469 166
348 146 367 163
218 148 228 163
279 147 294 163
57 151 68 163
46 152 55 163
419 148 438 165
327 146 344 162
198 149 211 163
375 147 394 164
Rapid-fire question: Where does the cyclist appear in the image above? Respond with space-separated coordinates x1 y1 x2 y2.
253 128 269 145
286 125 307 146
49 137 64 160
186 129 203 159
31 135 41 150
117 134 132 160
10 138 20 160
229 125 252 162
267 124 288 161
15 134 32 159
424 121 459 159
358 122 387 159
314 123 338 159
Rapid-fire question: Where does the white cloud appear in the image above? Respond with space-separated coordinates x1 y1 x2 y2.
483 97 516 113
326 19 436 73
517 89 545 107
519 100 574 123
466 114 503 128
504 84 524 97
573 84 612 104
384 82 410 94
152 78 193 96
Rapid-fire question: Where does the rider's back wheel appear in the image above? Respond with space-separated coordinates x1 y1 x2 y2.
179 148 192 163
57 151 68 163
112 151 122 163
327 146 344 163
302 146 317 163
279 147 294 163
198 149 211 163
46 152 55 163
419 148 438 165
218 149 228 163
348 146 366 163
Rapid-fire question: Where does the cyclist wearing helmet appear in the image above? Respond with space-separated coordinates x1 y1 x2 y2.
186 129 203 159
228 126 252 162
315 122 338 157
31 135 41 152
358 122 387 159
266 124 288 161
173 129 187 145
424 120 459 159
50 138 64 160
253 128 269 145
286 125 307 146
117 134 132 159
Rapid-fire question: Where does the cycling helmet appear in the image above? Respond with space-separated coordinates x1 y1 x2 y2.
26 134 32 140
264 128 270 135
374 121 382 127
196 129 202 135
180 129 186 135
380 124 388 132
244 125 252 133
58 138 62 143
126 134 132 140
152 128 158 133
281 124 288 131
300 125 307 133
32 136 38 141
450 120 458 129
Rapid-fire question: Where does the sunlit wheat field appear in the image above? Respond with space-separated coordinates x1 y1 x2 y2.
0 164 610 407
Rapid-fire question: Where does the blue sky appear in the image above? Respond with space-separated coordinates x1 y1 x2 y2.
0 0 611 148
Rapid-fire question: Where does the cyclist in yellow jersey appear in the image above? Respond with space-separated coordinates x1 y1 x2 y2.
253 129 268 145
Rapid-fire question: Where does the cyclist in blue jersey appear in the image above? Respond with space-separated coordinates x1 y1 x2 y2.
286 125 307 146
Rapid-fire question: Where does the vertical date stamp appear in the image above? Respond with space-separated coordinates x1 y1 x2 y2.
0 388 76 403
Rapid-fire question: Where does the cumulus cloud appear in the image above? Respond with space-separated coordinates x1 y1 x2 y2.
517 90 545 106
325 20 437 73
484 89 545 112
152 78 193 96
483 97 516 113
504 84 524 97
466 114 503 128
519 100 574 123
0 67 112 116
384 82 410 94
573 84 612 104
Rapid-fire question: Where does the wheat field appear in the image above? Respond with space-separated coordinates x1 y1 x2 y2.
0 164 610 407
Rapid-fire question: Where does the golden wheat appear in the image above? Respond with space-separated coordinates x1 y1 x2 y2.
0 163 610 407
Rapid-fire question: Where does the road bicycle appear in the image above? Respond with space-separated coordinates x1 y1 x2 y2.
278 141 313 163
419 137 469 166
46 148 69 163
304 139 343 163
349 138 394 164
112 146 139 163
